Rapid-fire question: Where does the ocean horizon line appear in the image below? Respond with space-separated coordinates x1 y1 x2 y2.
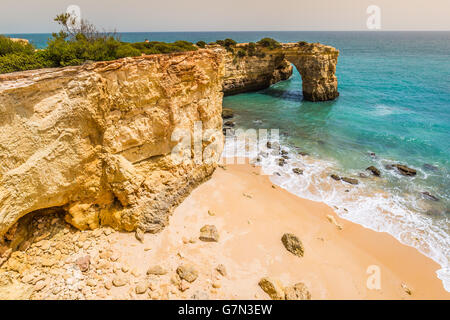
4 30 450 35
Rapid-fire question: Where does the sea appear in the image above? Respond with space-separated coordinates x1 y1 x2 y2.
6 31 450 291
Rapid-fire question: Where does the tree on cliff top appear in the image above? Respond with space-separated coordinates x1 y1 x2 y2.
53 13 108 42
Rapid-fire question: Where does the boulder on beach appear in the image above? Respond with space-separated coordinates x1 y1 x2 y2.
281 233 304 257
341 177 359 185
278 158 287 167
135 228 144 242
284 282 311 300
177 264 198 283
267 141 280 150
292 168 304 175
224 120 235 127
222 108 234 119
258 277 285 300
216 264 227 277
112 276 128 287
330 174 341 181
393 164 417 176
366 166 381 177
147 265 167 276
199 225 219 242
75 255 90 272
421 192 439 202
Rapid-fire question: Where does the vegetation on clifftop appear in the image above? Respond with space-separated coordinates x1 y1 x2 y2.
256 38 281 49
210 38 283 58
0 12 291 74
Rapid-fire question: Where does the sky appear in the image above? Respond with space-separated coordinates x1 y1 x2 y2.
1 0 450 34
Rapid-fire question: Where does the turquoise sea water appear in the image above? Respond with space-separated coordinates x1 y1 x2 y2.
7 31 450 290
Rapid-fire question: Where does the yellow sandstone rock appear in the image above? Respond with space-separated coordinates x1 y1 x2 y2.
0 50 225 237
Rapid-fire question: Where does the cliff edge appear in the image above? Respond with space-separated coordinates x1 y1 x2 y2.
0 50 225 238
0 41 339 240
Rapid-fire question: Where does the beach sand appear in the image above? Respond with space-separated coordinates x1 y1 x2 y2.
2 162 448 300
111 161 449 300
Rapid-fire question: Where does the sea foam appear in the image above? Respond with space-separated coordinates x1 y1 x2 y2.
222 135 450 292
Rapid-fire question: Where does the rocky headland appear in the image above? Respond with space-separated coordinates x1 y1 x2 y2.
0 41 340 242
222 42 339 101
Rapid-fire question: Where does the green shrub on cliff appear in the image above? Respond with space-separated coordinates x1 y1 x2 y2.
0 36 52 73
223 38 237 47
257 38 281 49
44 32 126 67
0 35 35 56
116 44 142 58
0 52 51 74
237 49 247 58
215 38 237 52
246 42 257 55
130 41 197 55
0 13 200 74
196 41 206 48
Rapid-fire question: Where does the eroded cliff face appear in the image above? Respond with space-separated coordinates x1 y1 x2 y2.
0 50 225 238
0 41 339 241
222 42 339 102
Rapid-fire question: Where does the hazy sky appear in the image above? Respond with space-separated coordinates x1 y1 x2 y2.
1 0 450 33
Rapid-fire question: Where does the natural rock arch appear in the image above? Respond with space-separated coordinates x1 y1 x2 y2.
222 42 339 102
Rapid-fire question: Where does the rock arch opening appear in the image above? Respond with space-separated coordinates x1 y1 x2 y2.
222 42 339 102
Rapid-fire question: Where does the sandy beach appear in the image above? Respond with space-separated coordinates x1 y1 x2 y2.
97 161 449 300
157 162 449 299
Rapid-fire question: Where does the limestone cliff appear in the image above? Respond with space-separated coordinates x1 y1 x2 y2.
0 50 225 238
222 42 339 102
0 41 340 239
